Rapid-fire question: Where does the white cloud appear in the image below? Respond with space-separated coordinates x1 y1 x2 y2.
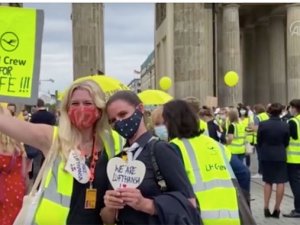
23 3 154 93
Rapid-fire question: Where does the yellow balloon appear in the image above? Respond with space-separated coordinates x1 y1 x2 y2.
224 71 239 87
159 76 172 91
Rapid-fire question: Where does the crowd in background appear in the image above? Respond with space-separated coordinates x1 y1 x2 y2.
147 98 300 219
1 87 300 224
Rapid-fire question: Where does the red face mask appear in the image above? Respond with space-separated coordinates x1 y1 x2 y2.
68 106 100 130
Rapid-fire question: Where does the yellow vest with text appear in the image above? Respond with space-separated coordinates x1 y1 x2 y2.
227 122 246 155
171 135 240 225
287 115 300 164
253 112 269 144
34 128 118 225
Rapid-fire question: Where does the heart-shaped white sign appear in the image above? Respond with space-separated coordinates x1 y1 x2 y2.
107 157 146 190
65 150 90 184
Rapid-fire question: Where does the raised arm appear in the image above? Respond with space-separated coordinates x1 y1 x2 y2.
0 114 54 154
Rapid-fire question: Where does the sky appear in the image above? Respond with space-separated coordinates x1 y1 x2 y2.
24 3 154 95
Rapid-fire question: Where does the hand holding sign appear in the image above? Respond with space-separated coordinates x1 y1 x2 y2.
107 157 146 190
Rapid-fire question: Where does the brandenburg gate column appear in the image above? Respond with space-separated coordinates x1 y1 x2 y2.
255 20 270 105
222 4 242 106
287 4 300 101
269 15 287 104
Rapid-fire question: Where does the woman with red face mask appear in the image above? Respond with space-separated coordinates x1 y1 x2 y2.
0 79 116 225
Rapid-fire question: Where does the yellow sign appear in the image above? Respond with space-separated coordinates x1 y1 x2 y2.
0 6 44 104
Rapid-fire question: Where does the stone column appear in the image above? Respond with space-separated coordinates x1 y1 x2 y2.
287 4 300 101
222 4 242 106
269 15 287 104
173 3 213 104
254 21 270 105
72 3 105 79
242 25 256 105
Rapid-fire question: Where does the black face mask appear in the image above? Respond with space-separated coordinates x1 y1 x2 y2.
114 109 143 139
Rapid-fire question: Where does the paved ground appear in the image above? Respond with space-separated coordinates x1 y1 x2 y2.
248 153 299 225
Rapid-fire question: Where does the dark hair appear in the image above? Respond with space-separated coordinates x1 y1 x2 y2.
106 90 142 108
163 100 201 140
199 107 213 117
183 96 200 115
7 103 16 108
37 98 45 107
253 104 266 114
267 103 283 117
289 99 300 112
238 106 248 118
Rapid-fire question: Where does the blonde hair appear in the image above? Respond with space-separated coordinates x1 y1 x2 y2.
151 106 164 126
0 105 25 155
57 79 110 160
228 108 239 123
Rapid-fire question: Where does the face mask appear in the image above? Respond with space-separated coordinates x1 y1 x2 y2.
219 114 226 120
154 125 168 141
240 109 246 116
289 107 297 116
68 105 100 130
114 109 143 139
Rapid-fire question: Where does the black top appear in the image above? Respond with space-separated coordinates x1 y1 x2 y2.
67 150 108 225
257 117 290 161
207 119 226 144
108 132 195 225
227 124 234 135
30 109 56 125
288 119 298 140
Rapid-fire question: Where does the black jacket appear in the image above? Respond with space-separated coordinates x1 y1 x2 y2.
151 192 202 225
257 117 290 161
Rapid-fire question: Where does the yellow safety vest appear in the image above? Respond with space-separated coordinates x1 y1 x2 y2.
287 115 300 164
171 135 240 225
104 130 125 158
253 112 269 144
241 117 252 144
199 119 208 131
34 128 116 225
227 122 246 155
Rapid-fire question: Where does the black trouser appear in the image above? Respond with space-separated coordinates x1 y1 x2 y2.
245 154 251 167
255 145 262 174
287 163 300 212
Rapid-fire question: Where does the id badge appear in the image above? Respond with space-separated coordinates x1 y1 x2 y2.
85 188 97 209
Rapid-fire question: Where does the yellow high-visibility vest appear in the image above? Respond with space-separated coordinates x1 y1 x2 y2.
253 112 269 144
227 122 246 155
34 128 116 224
199 119 208 131
171 135 240 225
287 115 300 164
241 117 253 144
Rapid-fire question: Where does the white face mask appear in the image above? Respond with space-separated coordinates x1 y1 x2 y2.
154 125 168 141
240 109 246 116
219 114 226 120
289 107 297 116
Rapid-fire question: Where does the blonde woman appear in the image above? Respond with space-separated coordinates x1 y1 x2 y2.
0 79 116 225
226 108 247 162
0 106 27 225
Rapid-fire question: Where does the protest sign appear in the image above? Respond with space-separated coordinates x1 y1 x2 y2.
0 6 44 104
107 157 146 190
